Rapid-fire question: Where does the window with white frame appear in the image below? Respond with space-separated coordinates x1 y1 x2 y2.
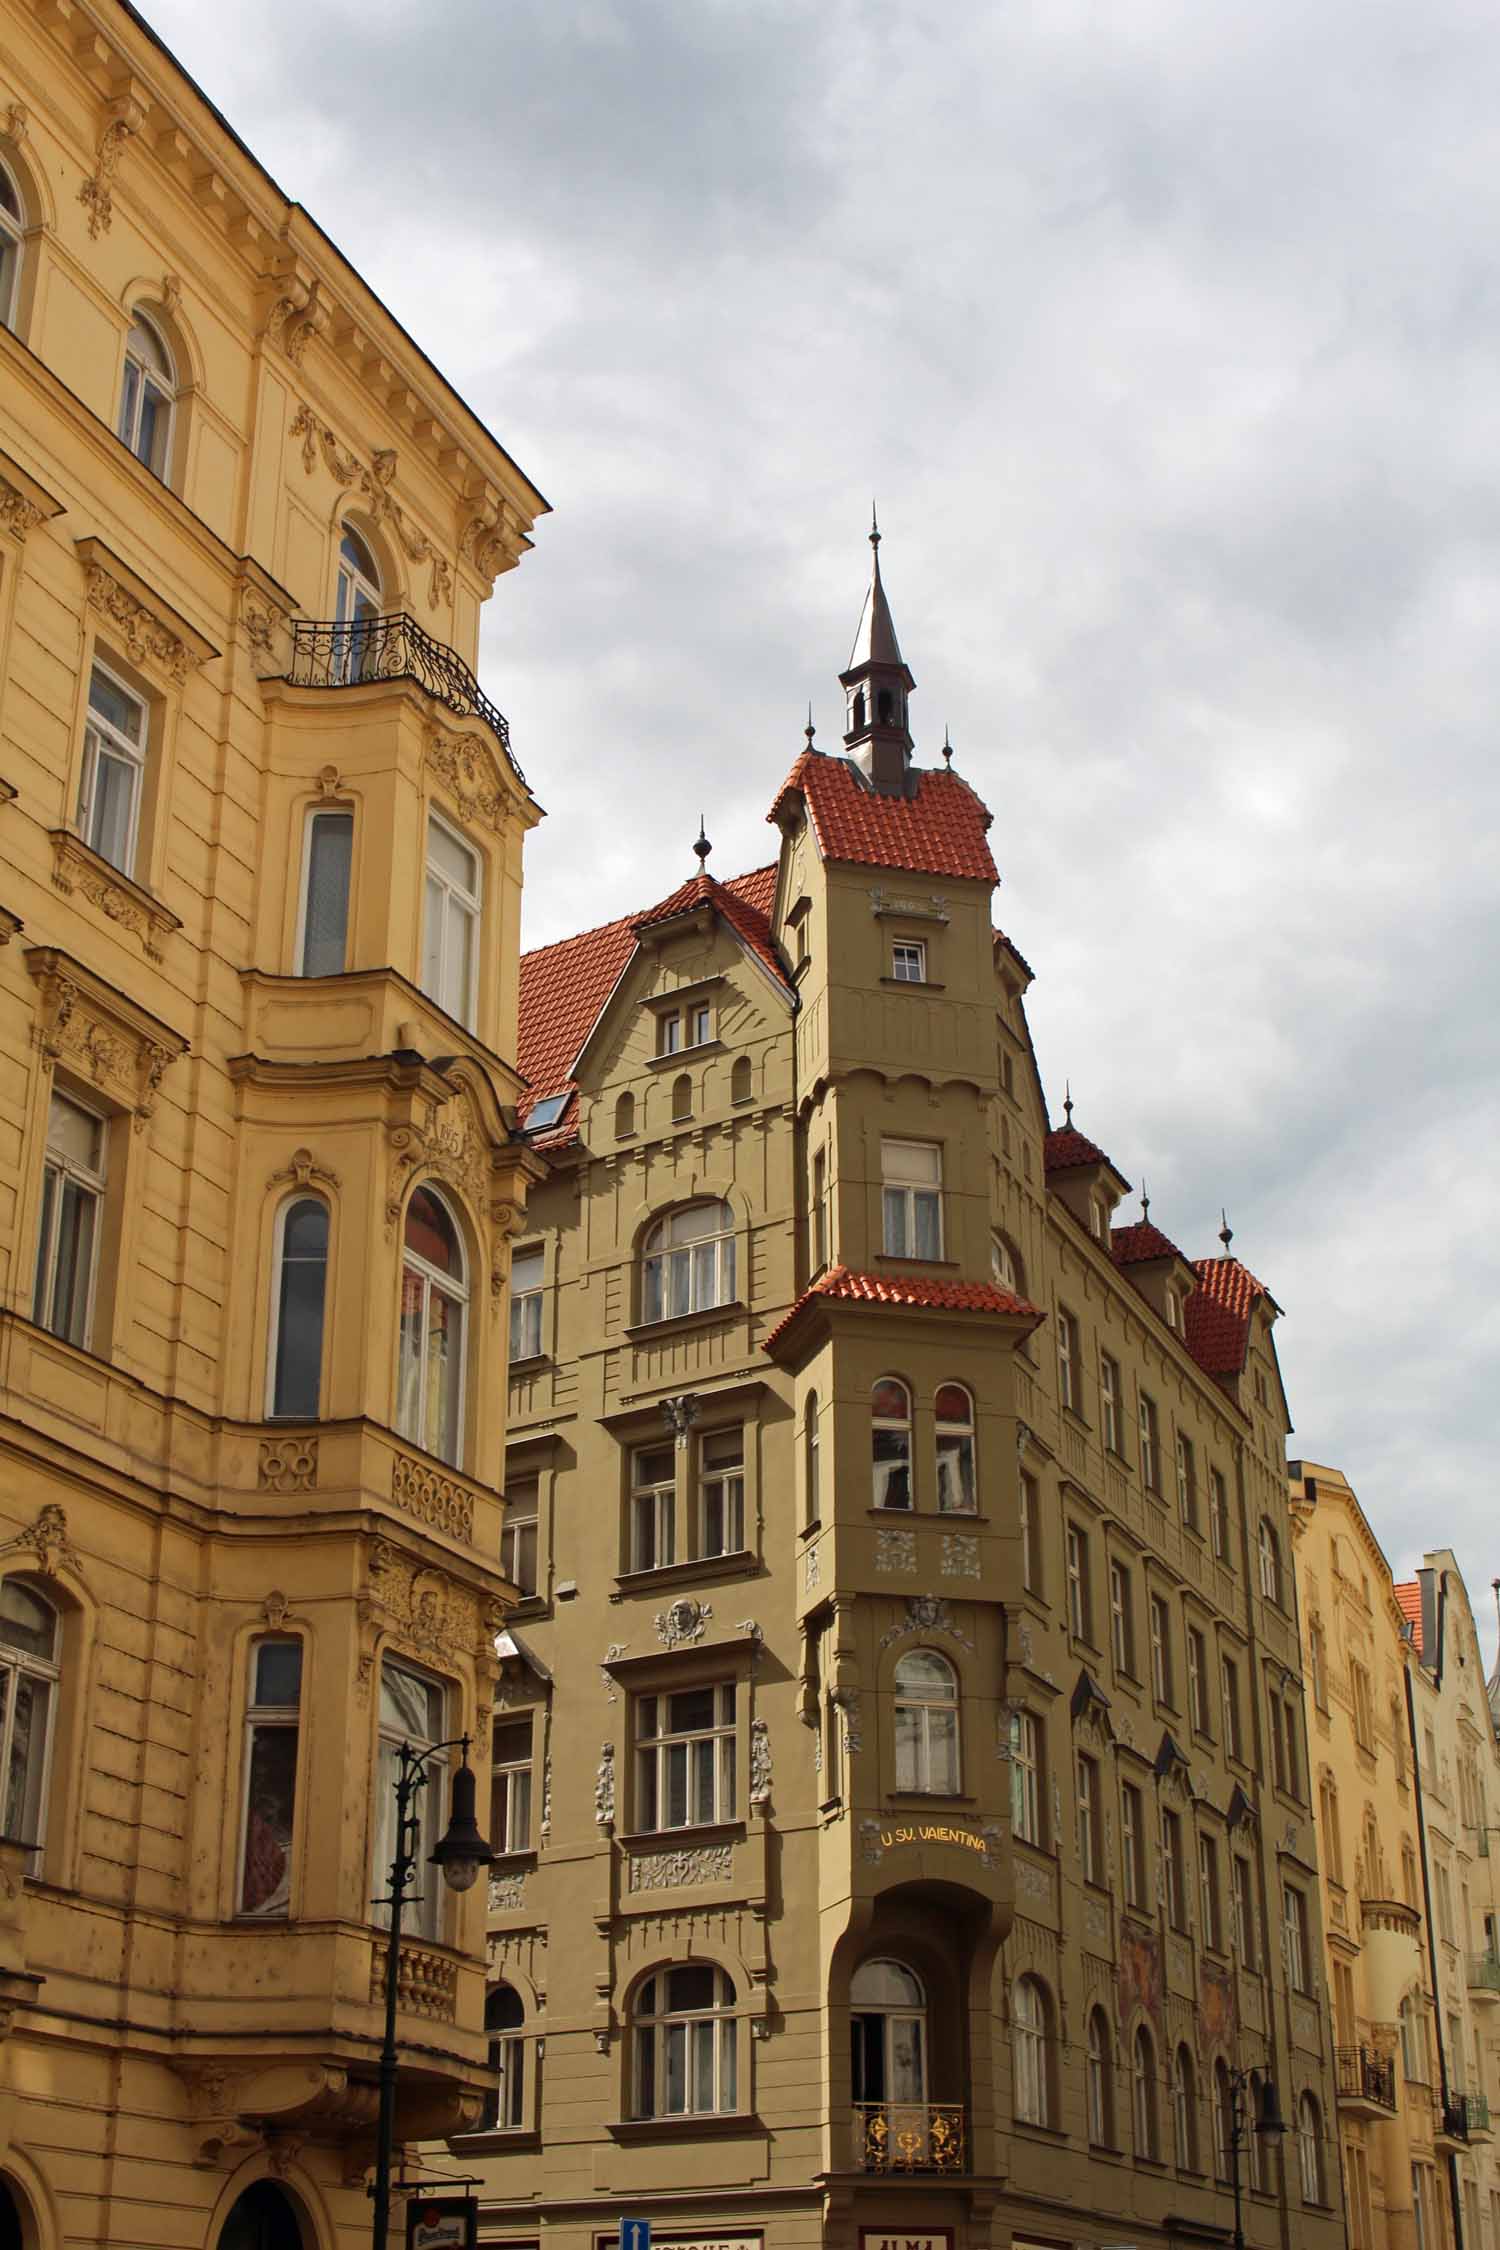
1010 1709 1042 1844
1110 1559 1134 1674
373 1659 447 1940
1077 1751 1102 1882
509 1244 543 1362
804 1391 820 1527
117 312 175 477
1258 1519 1282 1605
641 1200 736 1323
77 661 147 877
32 1089 107 1349
1198 1832 1223 1949
893 1649 960 1794
0 1580 60 1872
1187 1627 1209 1735
482 1984 526 2129
238 1637 302 1917
1298 2092 1324 2203
1134 2026 1159 2159
630 1444 676 1572
0 159 23 332
501 1474 539 1598
1101 1352 1121 1453
396 1186 467 1466
298 807 354 975
992 1233 1022 1292
1139 1392 1161 1492
880 1139 942 1259
891 938 926 983
1176 1432 1198 1528
1012 1974 1051 2126
1066 1522 1091 1641
850 1958 928 2110
635 1682 736 1831
633 1963 736 2118
268 1195 329 1421
656 999 713 1056
334 523 382 664
1173 2045 1197 2169
422 814 481 1027
490 1714 533 1855
700 1426 745 1557
871 1378 913 1509
1209 1468 1230 1560
1057 1308 1079 1411
1221 1655 1244 1760
935 1383 976 1514
1149 1593 1173 1704
1121 1780 1146 1907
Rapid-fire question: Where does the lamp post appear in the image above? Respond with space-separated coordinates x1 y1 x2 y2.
371 1736 493 2250
1224 2066 1285 2250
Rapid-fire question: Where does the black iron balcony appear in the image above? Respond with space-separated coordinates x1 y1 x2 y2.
285 613 525 788
854 2101 966 2173
1452 2092 1490 2137
1335 2046 1397 2114
1437 2095 1471 2145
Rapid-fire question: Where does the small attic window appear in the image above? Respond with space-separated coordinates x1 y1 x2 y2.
1090 1195 1108 1240
525 1093 569 1133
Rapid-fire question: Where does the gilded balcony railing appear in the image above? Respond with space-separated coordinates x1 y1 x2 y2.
1335 2046 1396 2111
854 2102 966 2173
285 613 525 787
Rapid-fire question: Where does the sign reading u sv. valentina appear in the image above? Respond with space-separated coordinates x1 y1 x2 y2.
860 1817 1003 1868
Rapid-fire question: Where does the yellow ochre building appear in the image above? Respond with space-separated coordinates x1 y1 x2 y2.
0 0 547 2245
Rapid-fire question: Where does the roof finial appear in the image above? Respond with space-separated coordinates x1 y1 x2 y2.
1063 1081 1074 1126
804 703 816 750
1219 1207 1234 1253
870 499 880 553
693 815 711 871
1140 1178 1150 1220
942 725 953 767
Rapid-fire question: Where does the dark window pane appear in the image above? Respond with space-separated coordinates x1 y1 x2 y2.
240 1722 298 1914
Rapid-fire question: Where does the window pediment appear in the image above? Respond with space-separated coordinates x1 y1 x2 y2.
76 536 218 682
25 944 186 1126
0 444 63 544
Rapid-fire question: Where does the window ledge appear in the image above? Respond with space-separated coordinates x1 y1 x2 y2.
508 1354 549 1376
608 2113 765 2143
1013 2120 1068 2143
452 2128 540 2153
887 1791 976 1807
872 1254 959 1270
489 1850 537 1875
614 1550 759 1598
622 1819 745 1851
647 1040 725 1071
504 1594 550 1621
626 1302 744 1342
879 976 947 992
866 1507 989 1525
799 1518 822 1540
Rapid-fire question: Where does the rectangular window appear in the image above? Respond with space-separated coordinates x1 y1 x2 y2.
491 1713 533 1854
78 661 146 876
881 1139 942 1258
1283 1883 1310 1991
1010 1710 1042 1845
1110 1559 1134 1674
501 1474 539 1600
1351 1662 1374 1750
635 1683 735 1831
1221 1656 1243 1761
811 1147 828 1271
508 1244 543 1362
1435 1863 1454 1944
1139 1393 1160 1492
1233 1854 1258 1968
687 1000 712 1047
422 813 481 1027
1210 1468 1230 1560
1101 1353 1121 1453
1066 1523 1090 1641
1077 1751 1101 1883
1198 1833 1223 1950
657 1011 682 1057
1149 1593 1173 1705
298 806 354 976
238 1637 302 1917
1163 1806 1186 1928
1187 1627 1210 1736
1176 1433 1198 1528
32 1090 107 1349
375 1660 446 1939
1122 1781 1146 1908
630 1445 676 1572
891 938 926 982
1411 2167 1428 2250
1057 1309 1079 1411
700 1427 745 1557
1020 1472 1039 1593
1271 1690 1301 1800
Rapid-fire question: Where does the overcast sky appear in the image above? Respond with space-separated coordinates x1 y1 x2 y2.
149 0 1499 1660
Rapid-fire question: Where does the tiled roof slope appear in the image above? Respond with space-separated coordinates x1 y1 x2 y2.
1044 1126 1120 1176
516 865 785 1138
768 749 997 884
1393 1580 1423 1656
1111 1220 1187 1266
1184 1255 1272 1377
764 1263 1042 1353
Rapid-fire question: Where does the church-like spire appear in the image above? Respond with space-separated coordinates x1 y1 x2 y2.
840 512 916 793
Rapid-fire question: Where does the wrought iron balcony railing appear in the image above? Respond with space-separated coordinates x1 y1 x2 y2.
1437 2095 1470 2143
285 613 526 788
854 2101 966 2173
1455 2092 1490 2135
1335 2046 1397 2111
1467 1952 1500 1998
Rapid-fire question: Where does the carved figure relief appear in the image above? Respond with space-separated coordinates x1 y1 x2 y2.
655 1598 710 1650
749 1717 772 1806
594 1744 616 1828
0 1504 86 1582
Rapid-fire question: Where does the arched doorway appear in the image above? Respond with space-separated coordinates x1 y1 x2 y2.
0 2179 26 2250
217 2182 304 2250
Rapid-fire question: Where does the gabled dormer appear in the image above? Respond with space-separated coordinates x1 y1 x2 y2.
1042 1107 1131 1243
1111 1214 1200 1338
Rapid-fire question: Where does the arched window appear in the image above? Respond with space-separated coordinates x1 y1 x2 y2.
872 1378 912 1509
1086 2008 1113 2146
731 1055 752 1105
1013 1975 1051 2126
633 1963 736 2117
268 1196 329 1420
0 1581 59 1870
935 1382 976 1514
641 1200 735 1323
483 1984 526 2129
117 312 175 477
1133 2025 1159 2159
1214 2059 1234 2180
851 1958 926 2112
335 519 382 660
1172 2043 1197 2169
614 1090 635 1139
216 2180 306 2250
0 158 24 333
671 1072 692 1122
893 1649 960 1794
1257 1519 1281 1605
1298 2090 1324 2202
397 1186 467 1465
1319 1777 1343 1886
804 1389 820 1528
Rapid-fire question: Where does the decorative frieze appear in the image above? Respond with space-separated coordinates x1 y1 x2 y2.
627 1843 733 1892
874 1527 916 1574
391 1452 474 1543
258 1438 318 1494
940 1533 980 1578
488 1870 527 1912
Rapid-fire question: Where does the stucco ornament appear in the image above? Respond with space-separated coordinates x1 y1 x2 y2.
749 1716 772 1806
627 1844 732 1892
874 1527 916 1574
655 1598 711 1650
594 1744 615 1827
0 1504 86 1583
879 1594 975 1652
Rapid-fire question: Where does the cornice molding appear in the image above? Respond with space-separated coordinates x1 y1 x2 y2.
75 535 219 681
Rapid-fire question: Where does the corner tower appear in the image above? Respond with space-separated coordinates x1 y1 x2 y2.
841 514 916 791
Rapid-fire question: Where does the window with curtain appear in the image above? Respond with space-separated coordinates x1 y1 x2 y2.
641 1200 735 1323
633 1964 736 2117
501 1475 539 1598
635 1683 735 1831
1012 1975 1050 2125
269 1196 328 1420
509 1244 543 1362
699 1426 744 1557
893 1649 960 1794
238 1637 302 1916
298 808 354 975
0 1581 59 1871
490 1715 533 1855
851 1957 927 2111
422 814 482 1028
397 1186 467 1466
482 1984 526 2128
33 1090 107 1349
77 661 147 877
880 1139 942 1258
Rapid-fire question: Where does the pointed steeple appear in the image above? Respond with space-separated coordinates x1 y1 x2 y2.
840 511 916 793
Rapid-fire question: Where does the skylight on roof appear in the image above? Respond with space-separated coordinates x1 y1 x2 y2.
525 1093 570 1132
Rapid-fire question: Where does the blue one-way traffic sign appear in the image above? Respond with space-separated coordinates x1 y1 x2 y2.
620 2221 651 2250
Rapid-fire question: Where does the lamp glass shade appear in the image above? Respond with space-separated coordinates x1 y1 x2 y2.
429 1760 492 1893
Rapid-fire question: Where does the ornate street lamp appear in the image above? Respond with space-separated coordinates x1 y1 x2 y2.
1225 2065 1286 2250
371 1736 494 2250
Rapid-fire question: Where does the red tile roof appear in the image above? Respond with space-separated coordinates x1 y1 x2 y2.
1111 1220 1188 1266
767 749 997 884
1044 1125 1121 1176
1183 1254 1273 1377
763 1262 1042 1353
993 928 1035 980
1393 1580 1423 1654
516 865 786 1140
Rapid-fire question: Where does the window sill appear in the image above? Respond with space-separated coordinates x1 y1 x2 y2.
490 1850 537 1875
508 1354 549 1376
622 1819 745 1851
887 1791 976 1806
879 976 947 992
452 2128 541 2153
647 1040 725 1071
614 1550 759 1597
866 1507 989 1525
504 1594 550 1620
873 1254 959 1269
1013 2120 1068 2144
626 1302 744 1341
608 2113 765 2143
